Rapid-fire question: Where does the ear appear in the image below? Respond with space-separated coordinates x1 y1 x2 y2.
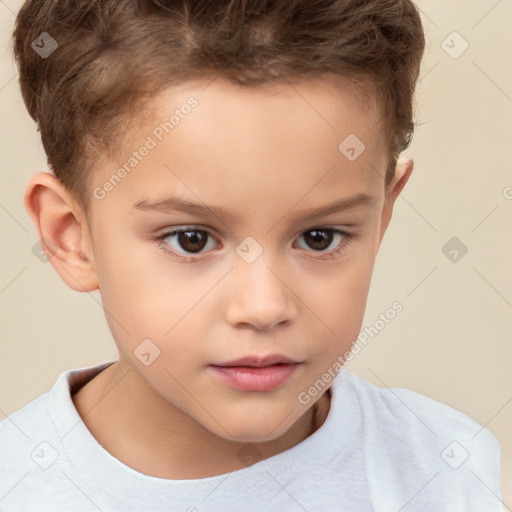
24 171 99 292
376 157 414 250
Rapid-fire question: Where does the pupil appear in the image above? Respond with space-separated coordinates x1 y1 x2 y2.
305 229 332 251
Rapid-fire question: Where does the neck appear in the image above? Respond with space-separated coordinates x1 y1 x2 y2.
72 361 331 479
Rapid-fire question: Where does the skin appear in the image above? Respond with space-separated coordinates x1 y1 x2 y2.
24 75 413 479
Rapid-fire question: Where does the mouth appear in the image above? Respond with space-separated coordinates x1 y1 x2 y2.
211 354 301 368
209 356 303 392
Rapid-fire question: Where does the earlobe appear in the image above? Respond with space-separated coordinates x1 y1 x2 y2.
24 171 99 292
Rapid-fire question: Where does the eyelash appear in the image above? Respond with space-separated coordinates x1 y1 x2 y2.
153 226 356 263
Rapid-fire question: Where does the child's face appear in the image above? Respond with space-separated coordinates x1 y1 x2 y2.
37 76 410 443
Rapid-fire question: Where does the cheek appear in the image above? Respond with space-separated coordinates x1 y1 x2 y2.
94 227 197 314
93 232 220 364
302 247 376 354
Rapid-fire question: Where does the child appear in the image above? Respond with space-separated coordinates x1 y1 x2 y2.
1 0 503 510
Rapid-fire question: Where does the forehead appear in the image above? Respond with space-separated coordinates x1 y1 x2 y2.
142 74 383 150
89 75 388 221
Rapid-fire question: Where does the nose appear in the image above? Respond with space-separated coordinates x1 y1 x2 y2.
224 256 298 331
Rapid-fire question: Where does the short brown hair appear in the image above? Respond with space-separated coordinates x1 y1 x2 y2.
12 0 425 214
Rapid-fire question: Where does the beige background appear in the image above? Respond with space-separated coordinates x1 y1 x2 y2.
1 0 511 505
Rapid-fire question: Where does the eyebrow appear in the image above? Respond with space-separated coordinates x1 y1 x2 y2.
132 193 376 224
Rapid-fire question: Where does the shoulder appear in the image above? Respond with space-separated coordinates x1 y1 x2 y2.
0 363 111 476
338 370 503 508
0 389 62 503
342 369 500 454
344 370 490 436
0 389 55 450
0 363 117 511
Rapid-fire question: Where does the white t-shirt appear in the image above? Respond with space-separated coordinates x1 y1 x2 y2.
0 362 503 511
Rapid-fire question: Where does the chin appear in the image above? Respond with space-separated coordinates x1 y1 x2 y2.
212 418 295 445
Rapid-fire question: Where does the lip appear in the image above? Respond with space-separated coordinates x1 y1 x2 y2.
212 354 301 367
209 363 301 392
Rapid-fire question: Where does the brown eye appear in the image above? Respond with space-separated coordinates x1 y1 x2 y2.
176 230 209 253
302 229 335 251
157 228 217 258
